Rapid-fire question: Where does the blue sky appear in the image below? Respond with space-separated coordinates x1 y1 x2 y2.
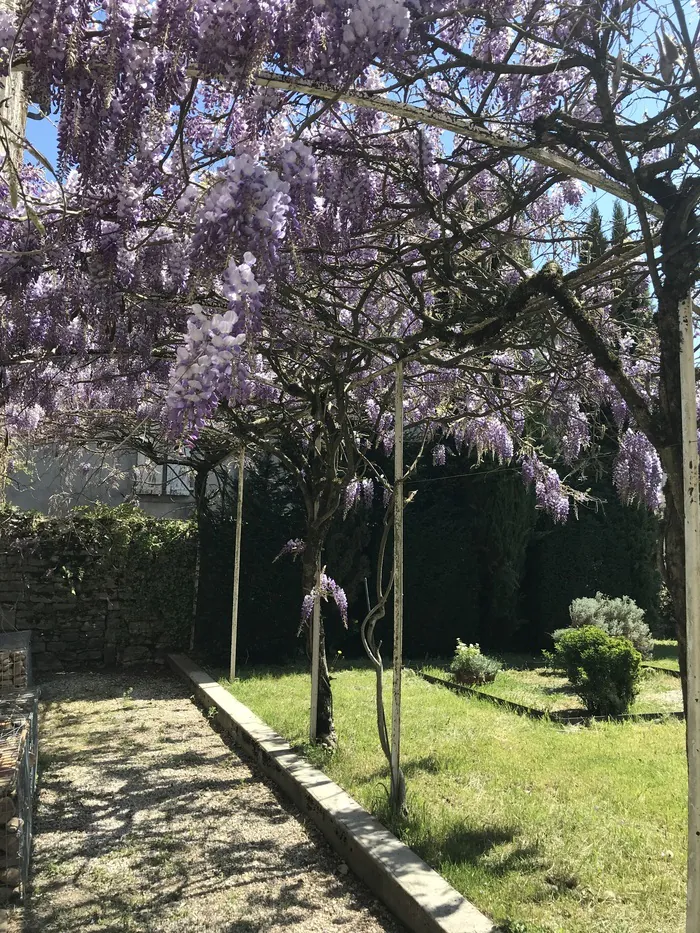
25 110 58 173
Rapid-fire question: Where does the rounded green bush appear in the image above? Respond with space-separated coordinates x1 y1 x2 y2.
551 626 642 716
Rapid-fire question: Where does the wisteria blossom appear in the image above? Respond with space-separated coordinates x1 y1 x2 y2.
343 478 375 517
274 538 306 561
613 431 665 512
521 455 570 523
301 573 349 629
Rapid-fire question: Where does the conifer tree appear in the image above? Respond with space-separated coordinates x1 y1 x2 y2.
579 204 609 265
610 201 652 329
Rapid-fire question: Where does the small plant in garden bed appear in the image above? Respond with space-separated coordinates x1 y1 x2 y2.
449 640 502 685
549 626 642 716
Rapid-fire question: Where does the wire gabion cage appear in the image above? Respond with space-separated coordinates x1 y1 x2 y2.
0 632 32 695
0 692 38 905
0 630 39 907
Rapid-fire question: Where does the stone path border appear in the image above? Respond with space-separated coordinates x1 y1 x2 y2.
419 670 685 724
168 654 499 933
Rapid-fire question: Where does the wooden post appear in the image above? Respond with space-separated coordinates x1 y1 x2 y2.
391 359 404 809
680 293 700 933
189 469 206 653
229 446 245 682
309 552 321 743
0 0 25 175
0 0 25 507
188 538 201 653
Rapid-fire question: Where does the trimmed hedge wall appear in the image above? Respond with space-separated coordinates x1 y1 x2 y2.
194 450 662 666
523 486 661 646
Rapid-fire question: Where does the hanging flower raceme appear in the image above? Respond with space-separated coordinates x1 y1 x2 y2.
178 154 291 272
343 477 375 517
612 430 665 511
547 394 591 463
0 10 14 65
279 140 319 211
274 538 306 561
340 0 411 58
165 302 246 434
456 415 514 463
301 573 349 628
521 454 570 523
165 254 261 433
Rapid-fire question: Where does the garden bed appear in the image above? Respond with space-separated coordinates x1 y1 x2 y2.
223 664 686 933
420 660 684 723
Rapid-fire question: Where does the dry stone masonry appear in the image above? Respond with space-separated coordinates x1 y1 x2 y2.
0 635 31 694
0 724 29 896
0 656 26 694
0 652 39 931
0 512 195 672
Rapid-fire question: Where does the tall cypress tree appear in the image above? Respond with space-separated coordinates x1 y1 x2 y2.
610 199 629 247
579 204 609 265
610 200 652 328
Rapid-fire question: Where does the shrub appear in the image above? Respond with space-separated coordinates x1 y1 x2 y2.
551 626 642 716
450 640 502 684
569 592 654 659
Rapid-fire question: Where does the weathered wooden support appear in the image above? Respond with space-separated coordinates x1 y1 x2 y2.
229 446 246 682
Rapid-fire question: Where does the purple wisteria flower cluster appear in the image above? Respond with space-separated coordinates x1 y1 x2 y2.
432 444 446 467
178 155 291 272
301 573 349 628
521 455 570 523
613 431 665 512
343 478 375 517
165 267 251 432
340 0 410 57
274 538 307 561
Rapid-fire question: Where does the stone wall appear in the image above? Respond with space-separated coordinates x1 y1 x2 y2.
0 511 196 673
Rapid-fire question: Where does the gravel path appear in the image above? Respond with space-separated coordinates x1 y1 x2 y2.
23 671 405 933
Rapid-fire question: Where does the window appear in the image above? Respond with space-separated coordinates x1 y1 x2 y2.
134 453 192 497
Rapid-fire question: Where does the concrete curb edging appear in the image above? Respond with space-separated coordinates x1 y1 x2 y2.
168 654 498 933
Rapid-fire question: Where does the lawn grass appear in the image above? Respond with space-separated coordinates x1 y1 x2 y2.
647 639 681 672
424 663 683 715
223 664 686 933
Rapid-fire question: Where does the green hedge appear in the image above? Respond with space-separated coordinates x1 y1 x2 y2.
523 486 661 646
193 450 663 664
194 463 306 663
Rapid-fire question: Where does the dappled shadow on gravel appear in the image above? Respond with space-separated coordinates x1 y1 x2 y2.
24 671 404 933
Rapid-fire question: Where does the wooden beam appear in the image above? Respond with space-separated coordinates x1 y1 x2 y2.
253 71 664 220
